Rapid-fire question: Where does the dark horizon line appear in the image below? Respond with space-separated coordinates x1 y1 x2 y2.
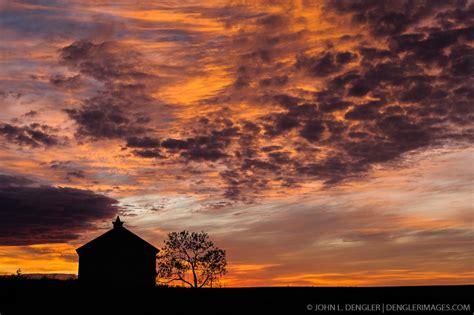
2 275 472 288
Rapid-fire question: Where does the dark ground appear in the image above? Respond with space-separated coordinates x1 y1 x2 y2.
0 278 472 314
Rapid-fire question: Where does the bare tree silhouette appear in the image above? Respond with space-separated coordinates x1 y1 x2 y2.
156 231 226 288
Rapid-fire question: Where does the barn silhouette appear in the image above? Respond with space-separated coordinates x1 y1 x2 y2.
76 216 159 287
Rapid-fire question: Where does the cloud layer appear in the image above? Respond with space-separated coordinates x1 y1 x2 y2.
0 0 472 285
0 174 118 245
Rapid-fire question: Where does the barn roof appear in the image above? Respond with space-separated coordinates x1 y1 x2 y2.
76 216 159 255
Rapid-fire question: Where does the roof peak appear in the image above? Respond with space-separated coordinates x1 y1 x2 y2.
113 216 123 229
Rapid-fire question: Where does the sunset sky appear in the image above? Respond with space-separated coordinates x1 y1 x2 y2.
0 0 473 287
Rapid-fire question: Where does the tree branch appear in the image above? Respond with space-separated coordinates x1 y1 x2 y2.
199 274 212 288
179 276 194 288
159 276 194 288
158 278 181 284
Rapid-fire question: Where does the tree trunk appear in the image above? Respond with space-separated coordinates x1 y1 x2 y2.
192 264 198 288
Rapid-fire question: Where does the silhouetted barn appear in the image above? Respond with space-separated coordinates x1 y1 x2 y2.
76 217 159 287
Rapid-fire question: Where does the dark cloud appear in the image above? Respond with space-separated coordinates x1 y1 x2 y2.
295 50 356 78
0 174 34 187
256 14 289 29
316 95 352 113
161 138 189 150
259 75 289 87
23 110 38 117
178 128 237 162
50 74 82 90
261 102 322 139
60 40 151 82
358 47 394 60
201 0 473 200
220 167 271 202
347 79 373 96
296 156 362 185
263 113 300 137
64 103 147 140
448 44 474 76
335 51 357 64
299 120 325 142
126 136 160 148
182 147 228 162
325 0 466 37
48 161 87 182
344 101 383 120
66 170 85 179
132 149 163 159
147 122 240 162
296 52 342 77
242 158 279 172
60 40 158 141
0 123 59 147
50 1 473 202
273 94 302 108
377 114 432 150
125 126 237 161
0 174 118 245
399 83 432 103
435 3 474 27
